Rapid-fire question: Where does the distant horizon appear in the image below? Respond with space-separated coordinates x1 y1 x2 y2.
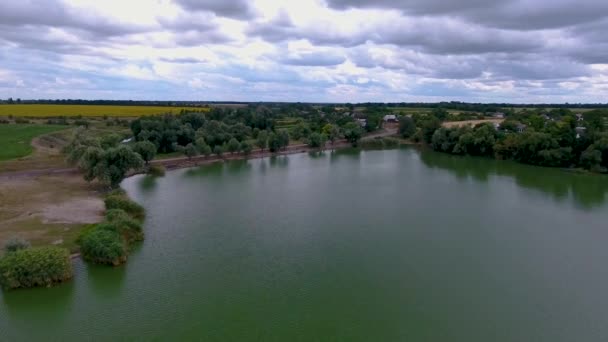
2 98 608 107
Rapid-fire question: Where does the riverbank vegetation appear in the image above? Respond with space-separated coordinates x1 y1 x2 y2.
404 108 608 172
0 245 72 290
79 190 145 266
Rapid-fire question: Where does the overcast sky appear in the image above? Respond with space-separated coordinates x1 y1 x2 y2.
1 0 607 103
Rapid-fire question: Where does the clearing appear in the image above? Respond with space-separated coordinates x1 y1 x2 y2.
0 124 70 161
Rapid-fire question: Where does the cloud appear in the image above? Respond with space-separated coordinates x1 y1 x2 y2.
0 0 606 103
173 0 256 19
326 0 608 30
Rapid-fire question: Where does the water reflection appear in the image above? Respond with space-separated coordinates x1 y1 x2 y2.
269 155 289 168
1 274 75 326
138 175 158 192
86 263 127 299
418 148 608 209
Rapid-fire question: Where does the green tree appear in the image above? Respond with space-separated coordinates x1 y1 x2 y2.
277 130 290 150
184 143 198 160
307 132 325 149
420 116 441 144
342 122 363 146
227 138 240 154
399 116 416 138
240 141 253 155
132 141 157 165
323 124 341 146
256 131 268 151
268 132 281 152
213 145 224 158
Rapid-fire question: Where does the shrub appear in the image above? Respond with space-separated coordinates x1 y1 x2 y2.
104 195 145 220
104 209 144 243
3 237 31 253
0 119 9 124
147 164 166 177
0 247 73 290
79 229 127 266
15 118 30 124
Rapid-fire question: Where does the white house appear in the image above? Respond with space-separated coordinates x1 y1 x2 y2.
383 114 398 123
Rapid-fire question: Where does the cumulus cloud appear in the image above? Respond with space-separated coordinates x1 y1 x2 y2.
0 0 606 102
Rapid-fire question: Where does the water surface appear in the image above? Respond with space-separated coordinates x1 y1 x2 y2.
2 148 608 341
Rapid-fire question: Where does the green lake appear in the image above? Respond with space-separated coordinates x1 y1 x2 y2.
2 148 608 341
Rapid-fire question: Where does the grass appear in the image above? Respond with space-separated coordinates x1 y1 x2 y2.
0 104 210 117
0 124 70 161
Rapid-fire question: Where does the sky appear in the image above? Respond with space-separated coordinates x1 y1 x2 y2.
0 0 607 103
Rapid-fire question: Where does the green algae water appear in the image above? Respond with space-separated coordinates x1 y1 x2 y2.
3 148 608 341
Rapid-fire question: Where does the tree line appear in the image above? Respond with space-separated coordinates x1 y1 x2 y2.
400 109 608 172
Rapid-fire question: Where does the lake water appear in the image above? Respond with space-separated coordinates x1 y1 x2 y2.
2 148 608 341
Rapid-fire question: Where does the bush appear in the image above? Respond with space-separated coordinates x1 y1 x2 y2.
147 164 166 177
104 209 144 243
0 119 9 124
3 237 31 253
79 229 127 266
0 247 73 290
15 118 30 124
104 195 145 220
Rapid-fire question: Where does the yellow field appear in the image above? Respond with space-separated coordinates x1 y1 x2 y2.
0 105 210 117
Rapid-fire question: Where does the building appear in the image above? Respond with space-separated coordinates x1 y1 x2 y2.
493 112 505 119
576 113 584 122
575 126 587 139
356 118 367 128
383 114 398 123
516 124 527 133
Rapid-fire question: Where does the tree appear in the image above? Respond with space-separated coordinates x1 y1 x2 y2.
227 138 240 154
213 145 224 158
307 132 327 150
277 130 290 150
196 138 212 158
184 143 198 160
132 141 156 165
73 145 143 188
240 141 253 155
399 116 416 138
268 132 281 152
342 122 363 146
100 133 122 149
256 131 268 151
323 124 341 146
419 116 441 144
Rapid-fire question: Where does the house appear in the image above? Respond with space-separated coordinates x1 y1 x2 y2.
516 124 527 133
576 113 584 122
356 118 367 128
383 114 398 123
575 126 587 139
492 112 505 119
493 122 501 131
121 137 133 144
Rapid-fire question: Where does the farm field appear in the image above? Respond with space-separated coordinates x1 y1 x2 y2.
0 124 70 161
0 104 209 117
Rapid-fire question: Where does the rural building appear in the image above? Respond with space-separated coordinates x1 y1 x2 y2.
356 118 367 127
576 113 584 121
575 126 587 139
516 124 527 133
383 114 398 123
492 112 505 119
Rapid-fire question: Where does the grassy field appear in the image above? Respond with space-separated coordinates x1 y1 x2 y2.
0 104 210 117
0 124 70 161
